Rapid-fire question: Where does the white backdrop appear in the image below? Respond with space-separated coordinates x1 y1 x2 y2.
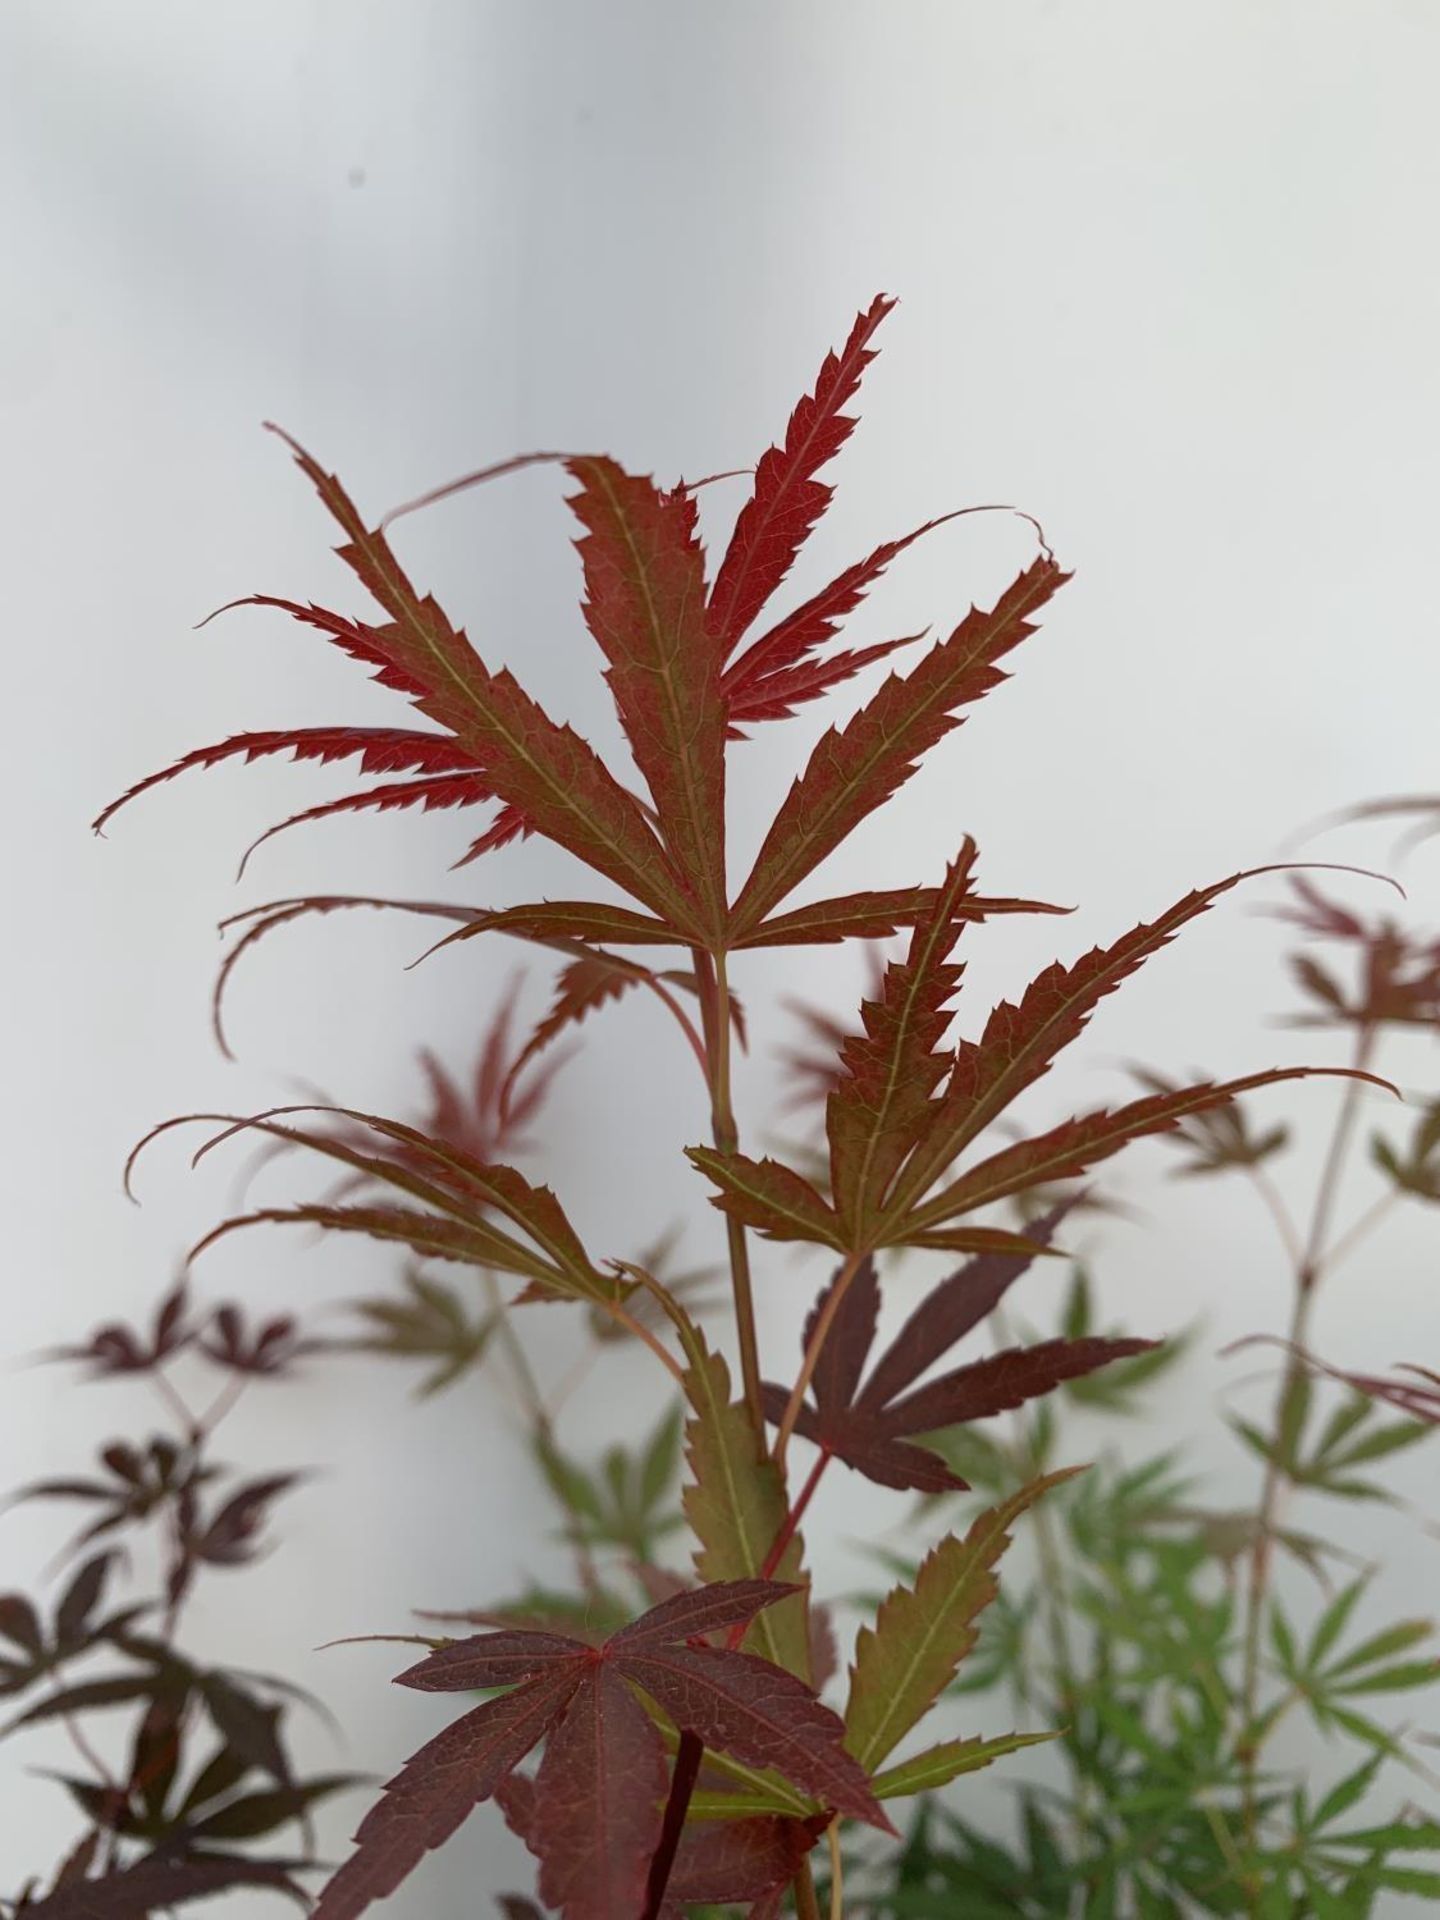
3 2 1439 1910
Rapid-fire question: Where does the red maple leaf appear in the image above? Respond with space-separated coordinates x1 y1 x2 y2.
313 1579 888 1920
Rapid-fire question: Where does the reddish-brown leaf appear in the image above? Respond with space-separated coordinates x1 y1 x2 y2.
733 885 1066 950
874 1335 1156 1439
858 1201 1074 1412
616 1642 891 1831
319 1583 826 1919
498 1768 820 1920
658 1814 822 1915
313 1664 583 1920
238 773 508 877
726 630 924 732
533 1665 667 1920
685 1147 845 1248
883 870 1288 1222
759 1218 1130 1494
733 554 1068 931
900 1068 1382 1235
566 458 727 933
826 845 980 1236
436 899 685 949
609 1579 801 1651
196 1203 565 1291
709 295 894 656
91 725 478 834
173 1103 612 1302
499 948 708 1110
260 429 700 928
398 1631 583 1692
720 512 968 718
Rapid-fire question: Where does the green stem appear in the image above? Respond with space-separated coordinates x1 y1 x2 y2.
1237 1023 1377 1882
696 947 766 1448
793 1854 823 1920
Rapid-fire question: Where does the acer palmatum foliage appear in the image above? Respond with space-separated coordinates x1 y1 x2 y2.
94 299 1376 1917
0 1281 358 1915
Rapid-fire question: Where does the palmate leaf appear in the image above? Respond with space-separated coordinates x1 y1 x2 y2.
529 1664 666 1920
15 1854 310 1917
314 1580 879 1920
498 1769 821 1919
267 429 698 928
655 1811 823 1916
843 1472 1078 1774
732 551 1068 933
879 870 1268 1221
686 1143 1047 1259
494 945 727 1107
566 458 727 935
759 1224 1144 1495
616 1642 891 1830
721 517 955 730
345 1269 496 1396
138 1106 621 1308
313 1662 586 1920
102 433 701 934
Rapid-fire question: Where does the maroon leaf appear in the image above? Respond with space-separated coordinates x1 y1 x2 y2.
17 1854 309 1917
759 1219 1140 1494
858 1200 1075 1412
49 1281 193 1377
726 629 924 732
532 1664 667 1920
317 1581 829 1918
721 513 971 721
609 1579 801 1651
398 1630 586 1692
615 1642 891 1831
659 1814 823 1915
876 1335 1156 1438
312 1664 583 1920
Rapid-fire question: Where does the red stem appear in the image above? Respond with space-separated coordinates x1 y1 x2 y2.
641 1729 705 1920
762 1447 831 1580
723 1449 833 1653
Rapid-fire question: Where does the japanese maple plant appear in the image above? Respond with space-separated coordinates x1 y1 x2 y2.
93 298 1373 1917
